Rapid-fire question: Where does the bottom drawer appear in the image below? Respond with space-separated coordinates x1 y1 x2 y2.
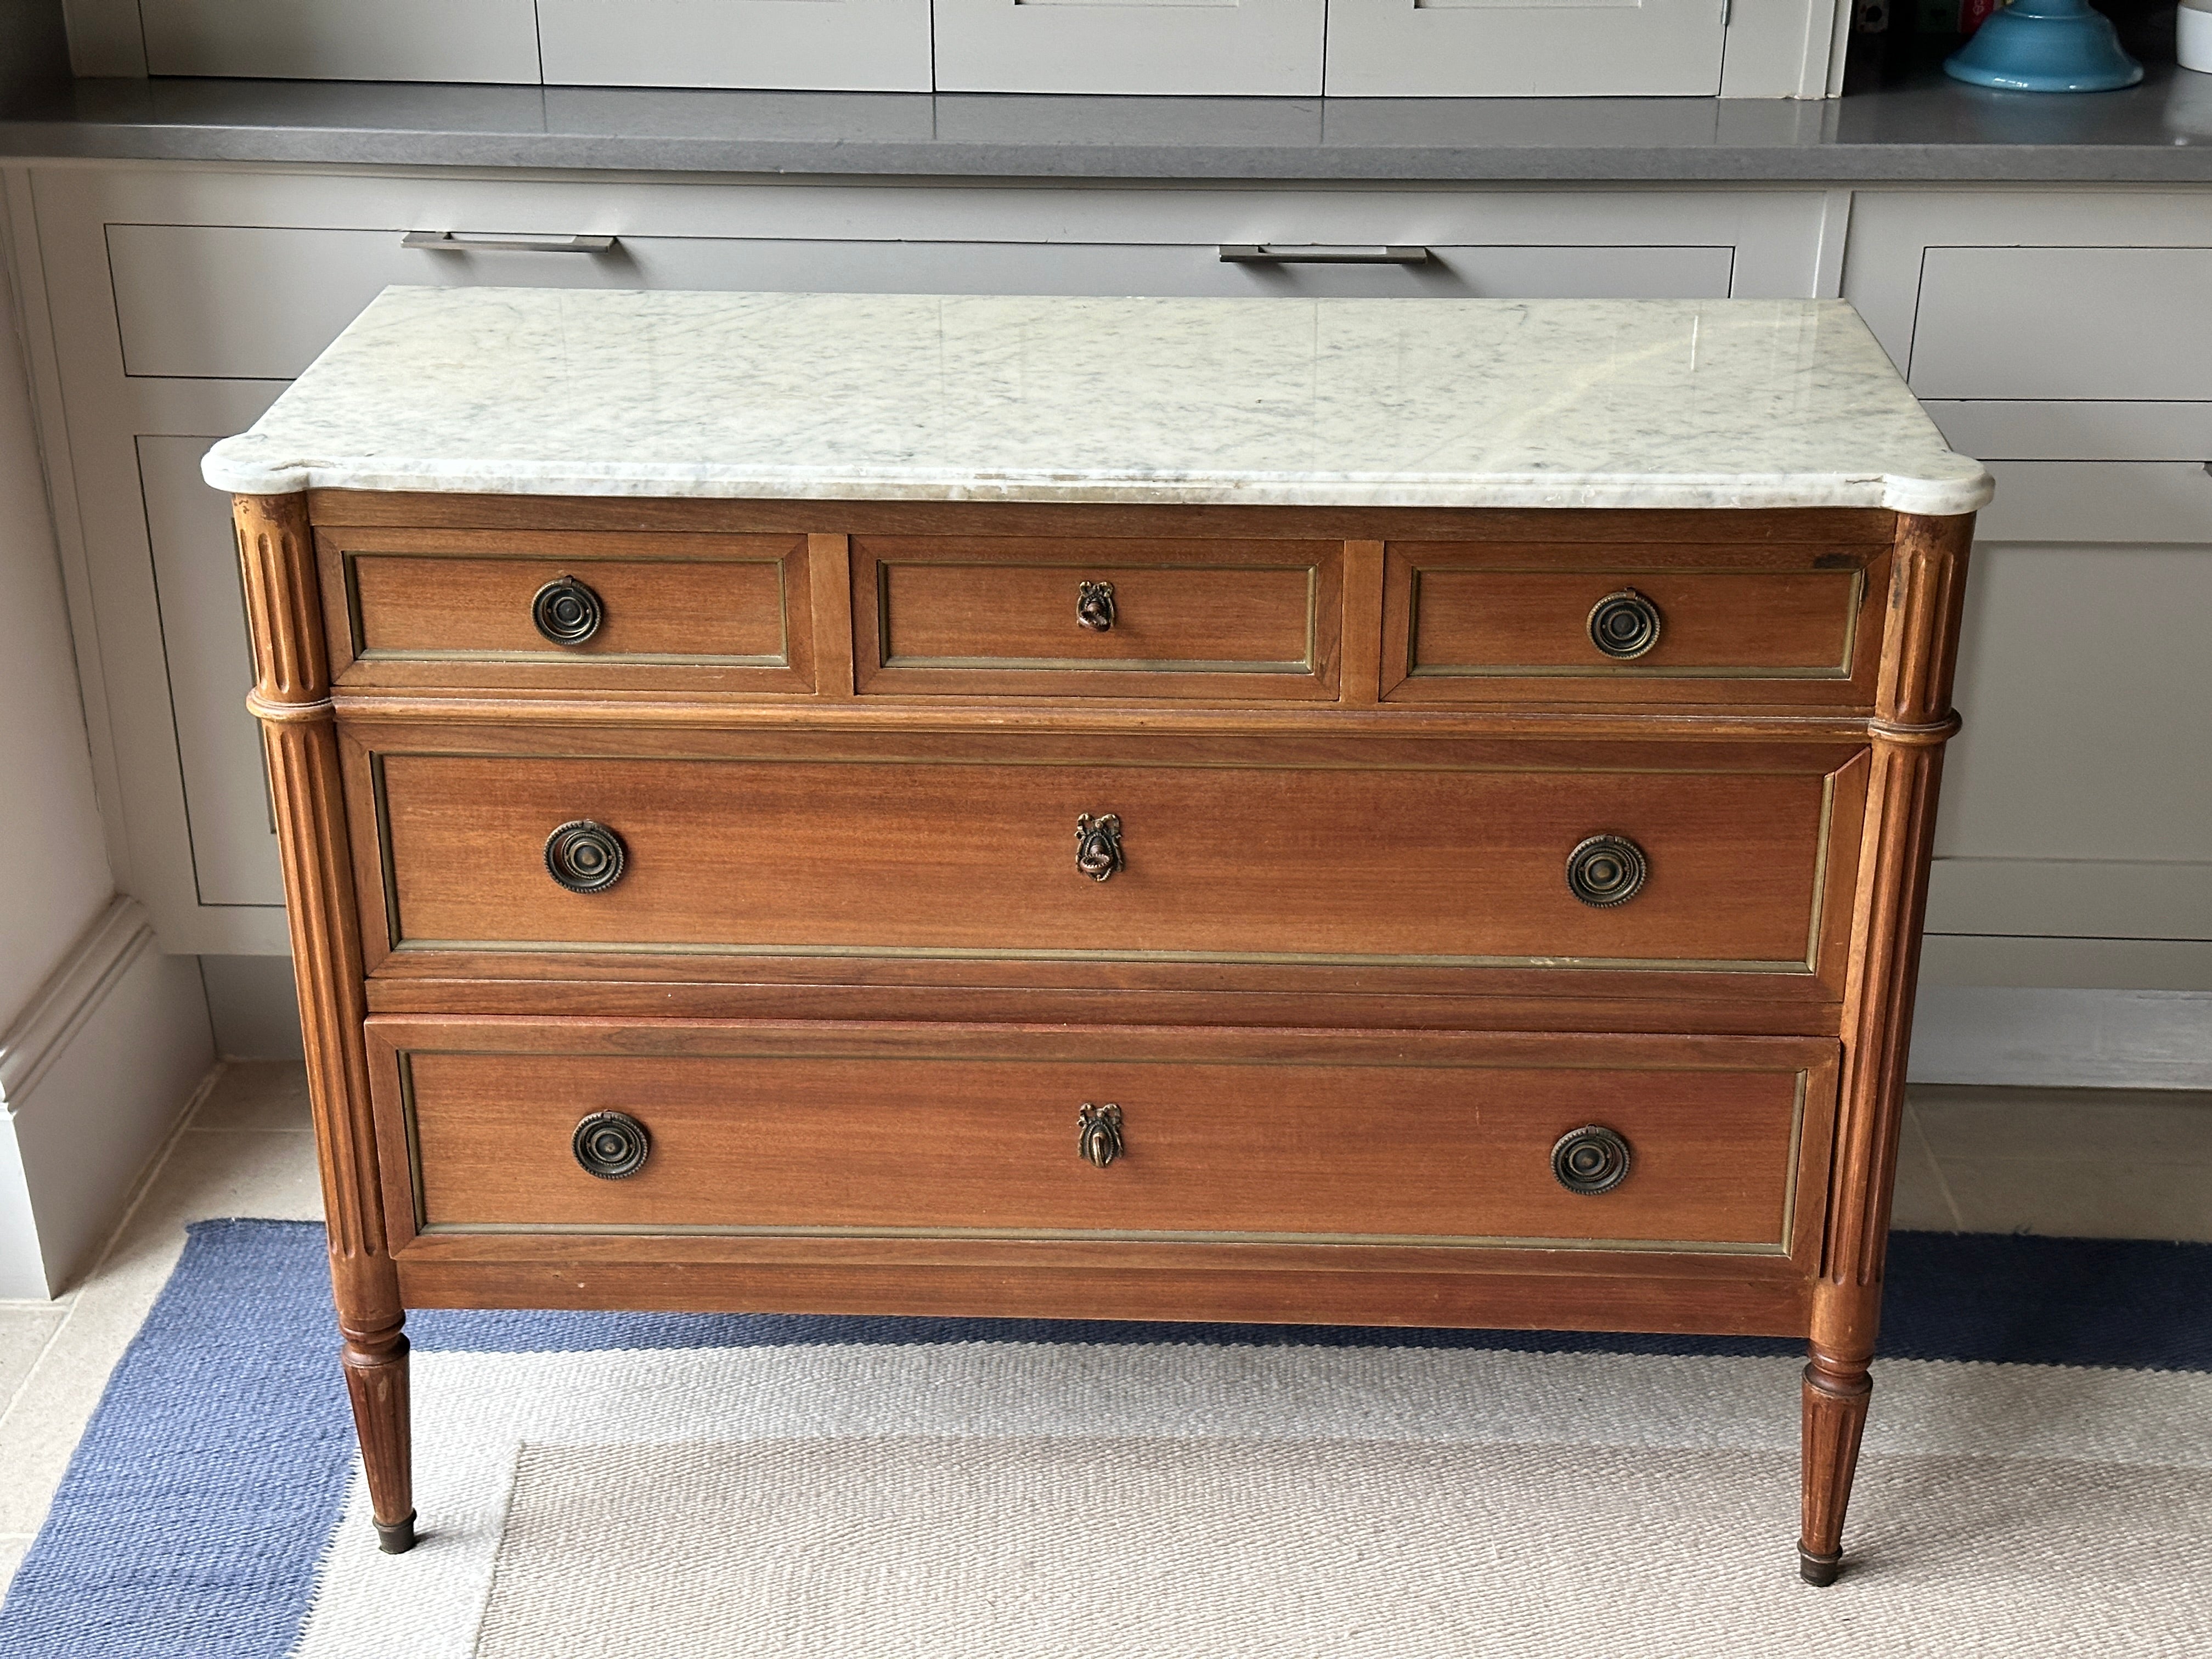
373 1021 1837 1259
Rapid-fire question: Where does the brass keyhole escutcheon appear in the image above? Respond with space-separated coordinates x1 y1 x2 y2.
1587 588 1661 660
1565 833 1647 908
545 820 629 894
573 1110 651 1180
1551 1125 1631 1195
1075 813 1125 882
533 574 606 646
1076 580 1117 632
1079 1102 1124 1168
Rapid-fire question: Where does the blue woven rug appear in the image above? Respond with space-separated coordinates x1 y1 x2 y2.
3 1221 2208 1659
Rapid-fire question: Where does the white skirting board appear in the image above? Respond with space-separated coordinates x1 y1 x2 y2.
1908 986 2212 1092
0 896 215 1299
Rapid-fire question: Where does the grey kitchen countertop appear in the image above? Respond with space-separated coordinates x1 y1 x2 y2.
5 60 2212 183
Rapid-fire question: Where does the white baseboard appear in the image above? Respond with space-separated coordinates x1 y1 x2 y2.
0 896 215 1299
1909 986 2212 1092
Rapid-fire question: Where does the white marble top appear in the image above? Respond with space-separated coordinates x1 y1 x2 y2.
202 287 1990 516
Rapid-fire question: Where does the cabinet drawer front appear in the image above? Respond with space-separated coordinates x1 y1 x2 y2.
322 528 815 692
857 537 1339 698
1383 543 1888 706
362 741 1857 975
379 1022 1835 1256
107 223 1736 383
1909 246 2212 402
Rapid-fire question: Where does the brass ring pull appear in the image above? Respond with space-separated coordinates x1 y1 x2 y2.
1075 814 1125 881
573 1110 651 1180
546 820 628 894
1587 588 1661 660
1079 1102 1124 1168
533 574 605 646
1565 833 1647 908
1076 580 1117 632
1551 1125 1631 1195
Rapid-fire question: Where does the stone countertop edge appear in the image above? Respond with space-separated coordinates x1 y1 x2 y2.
6 67 2212 183
194 290 1995 517
201 459 1994 518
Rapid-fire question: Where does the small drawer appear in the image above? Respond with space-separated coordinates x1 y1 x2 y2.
1909 246 2212 402
318 526 817 693
351 728 1866 992
374 1020 1837 1259
854 537 1341 699
1381 542 1889 707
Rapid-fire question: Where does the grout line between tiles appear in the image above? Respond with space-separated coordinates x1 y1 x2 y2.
0 1062 229 1439
1902 1102 1967 1232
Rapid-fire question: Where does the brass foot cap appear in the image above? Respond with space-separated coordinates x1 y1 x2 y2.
375 1512 418 1555
1798 1546 1843 1587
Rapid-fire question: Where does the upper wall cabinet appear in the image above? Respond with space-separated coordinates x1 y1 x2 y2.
935 0 1324 95
138 0 541 82
103 0 1763 93
536 0 933 92
1324 0 1728 97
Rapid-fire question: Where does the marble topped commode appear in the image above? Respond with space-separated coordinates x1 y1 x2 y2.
211 284 1983 1589
202 287 1989 515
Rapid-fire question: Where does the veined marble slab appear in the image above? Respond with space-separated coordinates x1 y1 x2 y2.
202 288 1991 515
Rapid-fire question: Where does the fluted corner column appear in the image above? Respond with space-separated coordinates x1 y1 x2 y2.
234 491 415 1554
1799 510 1973 1585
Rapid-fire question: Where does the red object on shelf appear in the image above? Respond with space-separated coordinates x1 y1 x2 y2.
1960 0 2004 33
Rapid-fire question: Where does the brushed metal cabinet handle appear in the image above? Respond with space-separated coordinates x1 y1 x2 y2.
1218 245 1431 266
402 231 618 254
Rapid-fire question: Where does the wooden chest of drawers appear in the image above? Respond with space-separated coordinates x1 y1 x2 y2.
212 289 1987 1585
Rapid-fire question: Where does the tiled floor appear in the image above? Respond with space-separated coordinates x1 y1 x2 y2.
0 1065 2207 1604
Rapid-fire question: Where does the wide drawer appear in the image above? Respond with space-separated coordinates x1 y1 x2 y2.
1382 541 1891 707
371 1020 1837 1259
320 526 818 692
854 535 1341 699
349 729 1866 989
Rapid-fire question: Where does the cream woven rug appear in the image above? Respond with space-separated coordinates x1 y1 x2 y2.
295 1342 2212 1657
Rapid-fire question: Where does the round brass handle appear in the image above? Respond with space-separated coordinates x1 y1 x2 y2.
1079 1102 1124 1168
573 1110 651 1180
1566 833 1647 908
1552 1125 1632 1195
545 820 628 894
1074 814 1125 881
1587 588 1661 660
533 574 605 646
1076 580 1117 632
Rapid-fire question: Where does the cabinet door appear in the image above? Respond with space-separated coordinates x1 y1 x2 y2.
934 0 1325 94
138 0 541 82
1324 0 1727 96
535 0 932 91
136 437 285 911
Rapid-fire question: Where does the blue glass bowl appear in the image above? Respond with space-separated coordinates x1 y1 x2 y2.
1944 0 2143 92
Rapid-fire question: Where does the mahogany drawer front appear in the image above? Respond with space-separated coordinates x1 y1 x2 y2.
1381 543 1890 708
854 536 1342 699
318 526 817 692
355 736 1865 981
372 1021 1837 1258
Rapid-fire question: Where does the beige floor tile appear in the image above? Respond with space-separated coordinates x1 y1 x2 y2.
1942 1158 2212 1244
0 1308 67 1418
1910 1085 2212 1165
190 1059 313 1133
0 1116 321 1538
1889 1106 1963 1233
